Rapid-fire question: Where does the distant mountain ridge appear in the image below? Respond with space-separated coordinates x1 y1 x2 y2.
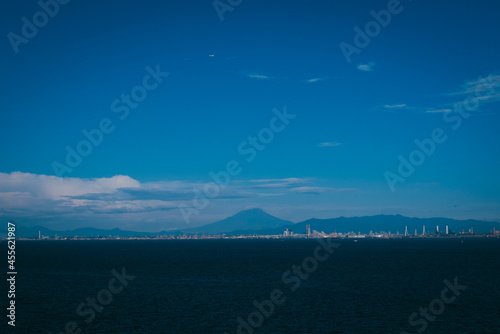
258 214 498 235
7 209 499 238
13 225 159 238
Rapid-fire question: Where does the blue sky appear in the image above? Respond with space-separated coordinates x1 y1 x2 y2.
1 0 499 231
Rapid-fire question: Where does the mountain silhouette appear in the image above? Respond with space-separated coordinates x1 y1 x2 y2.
258 214 498 235
9 210 499 238
182 208 293 234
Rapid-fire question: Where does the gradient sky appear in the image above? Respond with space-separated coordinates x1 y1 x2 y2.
1 0 499 231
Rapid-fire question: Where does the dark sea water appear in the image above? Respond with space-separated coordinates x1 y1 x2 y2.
4 238 500 333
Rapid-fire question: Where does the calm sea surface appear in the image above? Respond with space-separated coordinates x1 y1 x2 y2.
4 238 500 333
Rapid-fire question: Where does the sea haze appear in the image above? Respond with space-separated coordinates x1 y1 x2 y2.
11 209 500 238
8 238 500 333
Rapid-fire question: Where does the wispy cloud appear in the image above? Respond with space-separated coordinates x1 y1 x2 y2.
445 74 500 98
383 104 407 109
305 76 342 83
0 173 360 230
246 73 271 80
378 74 500 116
248 178 311 189
306 78 325 83
443 74 500 109
357 62 375 72
378 104 451 113
246 178 351 196
318 142 342 147
289 186 356 195
289 186 327 195
0 173 321 218
425 108 452 113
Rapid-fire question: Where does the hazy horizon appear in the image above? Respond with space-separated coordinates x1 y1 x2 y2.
8 207 500 234
2 0 500 232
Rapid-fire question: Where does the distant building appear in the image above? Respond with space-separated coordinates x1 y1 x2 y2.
306 224 311 237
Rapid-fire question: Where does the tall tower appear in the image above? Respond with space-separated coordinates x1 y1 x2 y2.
423 225 425 235
436 225 439 234
404 226 408 236
446 225 449 235
306 224 311 237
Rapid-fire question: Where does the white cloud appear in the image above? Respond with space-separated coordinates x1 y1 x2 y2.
289 186 355 195
384 104 407 109
425 108 452 113
248 178 311 188
245 178 350 196
0 172 140 200
306 78 324 83
318 142 342 147
290 187 327 194
446 74 500 97
379 104 451 114
0 173 317 219
0 172 193 223
247 73 271 80
443 74 500 109
0 173 313 228
0 173 358 230
357 62 375 72
249 178 309 183
380 74 500 116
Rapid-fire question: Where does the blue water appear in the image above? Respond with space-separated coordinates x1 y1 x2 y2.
4 238 500 333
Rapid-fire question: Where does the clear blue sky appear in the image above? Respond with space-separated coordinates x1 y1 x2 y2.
1 0 499 231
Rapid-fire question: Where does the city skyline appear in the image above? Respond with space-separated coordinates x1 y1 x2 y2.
11 207 499 238
1 0 500 231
